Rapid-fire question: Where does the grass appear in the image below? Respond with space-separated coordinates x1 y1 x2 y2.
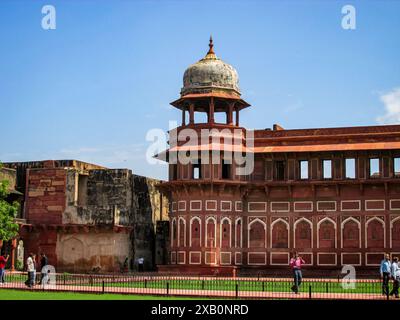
4 273 383 295
92 278 381 294
0 289 203 300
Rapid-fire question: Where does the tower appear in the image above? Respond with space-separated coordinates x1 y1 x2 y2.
158 37 251 274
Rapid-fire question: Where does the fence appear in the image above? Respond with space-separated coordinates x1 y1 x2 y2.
0 271 396 300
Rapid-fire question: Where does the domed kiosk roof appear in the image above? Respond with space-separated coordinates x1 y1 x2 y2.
181 37 240 97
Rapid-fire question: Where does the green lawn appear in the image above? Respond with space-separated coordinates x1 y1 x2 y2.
4 273 383 295
94 279 381 294
0 289 201 300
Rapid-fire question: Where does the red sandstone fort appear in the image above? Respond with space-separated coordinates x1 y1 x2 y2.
157 38 400 275
1 38 400 275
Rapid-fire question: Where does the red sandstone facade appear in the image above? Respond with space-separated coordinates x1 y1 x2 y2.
157 39 400 274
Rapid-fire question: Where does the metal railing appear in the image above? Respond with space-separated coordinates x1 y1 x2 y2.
0 271 397 300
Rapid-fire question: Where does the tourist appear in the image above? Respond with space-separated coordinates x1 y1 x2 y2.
138 257 144 272
0 254 9 285
40 253 48 284
390 257 400 298
289 252 305 294
26 253 36 288
380 253 392 296
123 257 129 272
32 254 37 285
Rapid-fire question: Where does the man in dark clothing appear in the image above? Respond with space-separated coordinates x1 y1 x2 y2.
39 253 48 284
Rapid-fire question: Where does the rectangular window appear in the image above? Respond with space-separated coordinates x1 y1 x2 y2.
299 160 309 180
192 162 201 179
394 158 400 177
369 158 380 178
322 160 332 179
275 161 285 181
345 158 356 179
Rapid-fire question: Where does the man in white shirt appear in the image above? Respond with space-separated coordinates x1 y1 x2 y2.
390 257 400 298
26 253 36 288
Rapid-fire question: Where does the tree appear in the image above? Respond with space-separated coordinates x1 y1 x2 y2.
0 163 19 241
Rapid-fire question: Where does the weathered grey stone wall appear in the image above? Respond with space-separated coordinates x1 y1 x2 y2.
63 169 133 226
63 168 169 271
131 175 168 271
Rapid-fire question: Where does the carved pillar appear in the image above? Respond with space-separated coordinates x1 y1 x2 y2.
235 107 240 126
181 108 186 126
227 102 234 125
209 97 215 124
11 239 16 271
189 103 194 124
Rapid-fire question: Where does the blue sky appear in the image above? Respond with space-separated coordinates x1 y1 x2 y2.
1 0 399 180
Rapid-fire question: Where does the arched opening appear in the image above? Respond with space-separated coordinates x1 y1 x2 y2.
392 218 400 248
178 218 186 247
249 220 266 248
221 219 231 248
190 218 201 247
366 218 385 248
318 219 336 249
295 219 312 248
206 218 216 247
342 219 360 248
235 219 242 248
271 220 289 248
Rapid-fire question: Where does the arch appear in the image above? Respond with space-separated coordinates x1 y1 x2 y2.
171 218 177 247
205 217 217 248
61 237 84 264
317 217 337 249
248 218 266 248
391 216 400 248
294 218 313 249
341 217 361 249
189 216 201 247
220 217 232 248
271 218 289 249
178 217 186 247
235 217 243 248
366 217 385 248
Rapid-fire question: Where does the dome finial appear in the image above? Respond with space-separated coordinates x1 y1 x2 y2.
208 35 214 54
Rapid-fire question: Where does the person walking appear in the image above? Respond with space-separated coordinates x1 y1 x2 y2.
138 257 144 272
390 257 400 299
0 254 9 285
39 253 48 285
380 253 392 296
26 253 35 288
289 252 305 294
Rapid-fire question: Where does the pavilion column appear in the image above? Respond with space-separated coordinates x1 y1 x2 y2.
227 102 234 125
181 108 186 126
10 239 16 271
235 107 240 126
189 103 194 124
208 97 215 124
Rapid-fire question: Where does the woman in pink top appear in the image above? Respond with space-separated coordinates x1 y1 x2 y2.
289 252 305 294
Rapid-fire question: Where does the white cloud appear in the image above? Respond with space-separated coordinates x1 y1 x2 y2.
376 87 400 124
